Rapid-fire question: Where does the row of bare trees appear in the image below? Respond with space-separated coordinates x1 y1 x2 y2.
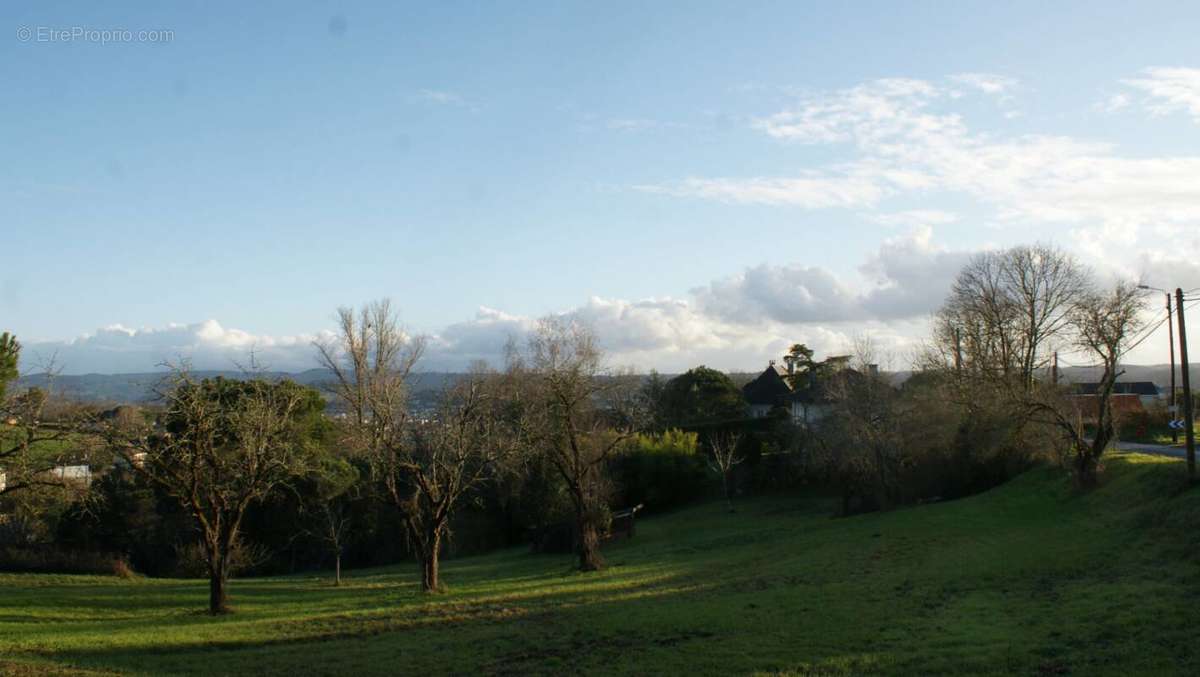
811 246 1148 512
3 304 650 613
315 302 641 585
2 244 1149 614
924 244 1147 487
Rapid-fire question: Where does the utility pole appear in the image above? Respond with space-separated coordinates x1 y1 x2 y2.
1052 351 1059 385
1166 293 1177 443
1140 286 1181 444
1176 288 1195 482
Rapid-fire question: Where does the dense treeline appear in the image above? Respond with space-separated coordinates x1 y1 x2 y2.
0 243 1166 613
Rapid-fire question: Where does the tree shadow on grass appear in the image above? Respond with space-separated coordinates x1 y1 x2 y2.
33 569 723 676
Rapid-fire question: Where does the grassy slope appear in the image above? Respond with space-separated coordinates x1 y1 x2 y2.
3 453 1200 676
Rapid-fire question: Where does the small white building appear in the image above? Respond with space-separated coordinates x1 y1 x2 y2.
51 465 93 485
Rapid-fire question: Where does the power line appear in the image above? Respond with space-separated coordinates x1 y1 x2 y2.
1051 297 1200 369
1126 298 1200 353
1125 310 1174 353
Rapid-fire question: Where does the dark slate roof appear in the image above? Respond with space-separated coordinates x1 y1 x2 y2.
794 367 867 405
742 365 793 406
1074 381 1159 396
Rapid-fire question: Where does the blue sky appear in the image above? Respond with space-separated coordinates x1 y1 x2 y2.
4 1 1200 373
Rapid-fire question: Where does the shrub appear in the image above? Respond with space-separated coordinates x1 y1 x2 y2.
611 430 711 512
0 545 124 575
111 557 138 579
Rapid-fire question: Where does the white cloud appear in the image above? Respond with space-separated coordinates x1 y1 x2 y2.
949 72 1019 97
30 227 977 375
1122 67 1200 122
642 74 1200 277
425 307 534 368
24 321 330 375
693 264 860 324
857 226 977 319
752 78 947 145
692 226 975 326
426 296 812 372
1095 93 1130 113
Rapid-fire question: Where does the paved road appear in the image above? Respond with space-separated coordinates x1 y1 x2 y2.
1112 440 1194 459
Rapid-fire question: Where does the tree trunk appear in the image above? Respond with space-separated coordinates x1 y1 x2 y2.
1074 450 1099 489
1075 428 1108 489
873 449 892 511
209 560 230 615
577 518 605 572
1075 394 1115 489
420 530 441 593
203 532 232 615
334 553 341 586
723 471 735 513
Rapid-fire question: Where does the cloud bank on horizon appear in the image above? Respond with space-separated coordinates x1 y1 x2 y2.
27 225 956 375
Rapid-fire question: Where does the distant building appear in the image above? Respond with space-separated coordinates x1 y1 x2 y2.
50 465 93 486
0 465 93 494
1074 381 1160 407
793 367 871 425
742 354 871 425
742 361 794 419
1070 393 1147 422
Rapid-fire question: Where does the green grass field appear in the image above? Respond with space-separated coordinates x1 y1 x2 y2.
3 453 1200 676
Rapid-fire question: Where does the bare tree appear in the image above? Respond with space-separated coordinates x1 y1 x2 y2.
933 244 1086 388
308 456 359 586
109 370 321 614
1004 245 1088 386
1023 281 1147 487
511 317 642 572
319 500 353 586
706 432 743 513
314 300 425 455
374 367 519 592
820 338 911 511
313 300 417 581
318 300 515 592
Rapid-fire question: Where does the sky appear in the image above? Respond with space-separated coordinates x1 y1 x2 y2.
4 1 1200 374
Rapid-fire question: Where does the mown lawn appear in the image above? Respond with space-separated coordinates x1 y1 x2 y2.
3 453 1200 676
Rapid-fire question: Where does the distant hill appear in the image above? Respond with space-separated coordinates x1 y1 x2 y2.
15 369 461 405
1057 364 1199 390
14 364 1199 407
